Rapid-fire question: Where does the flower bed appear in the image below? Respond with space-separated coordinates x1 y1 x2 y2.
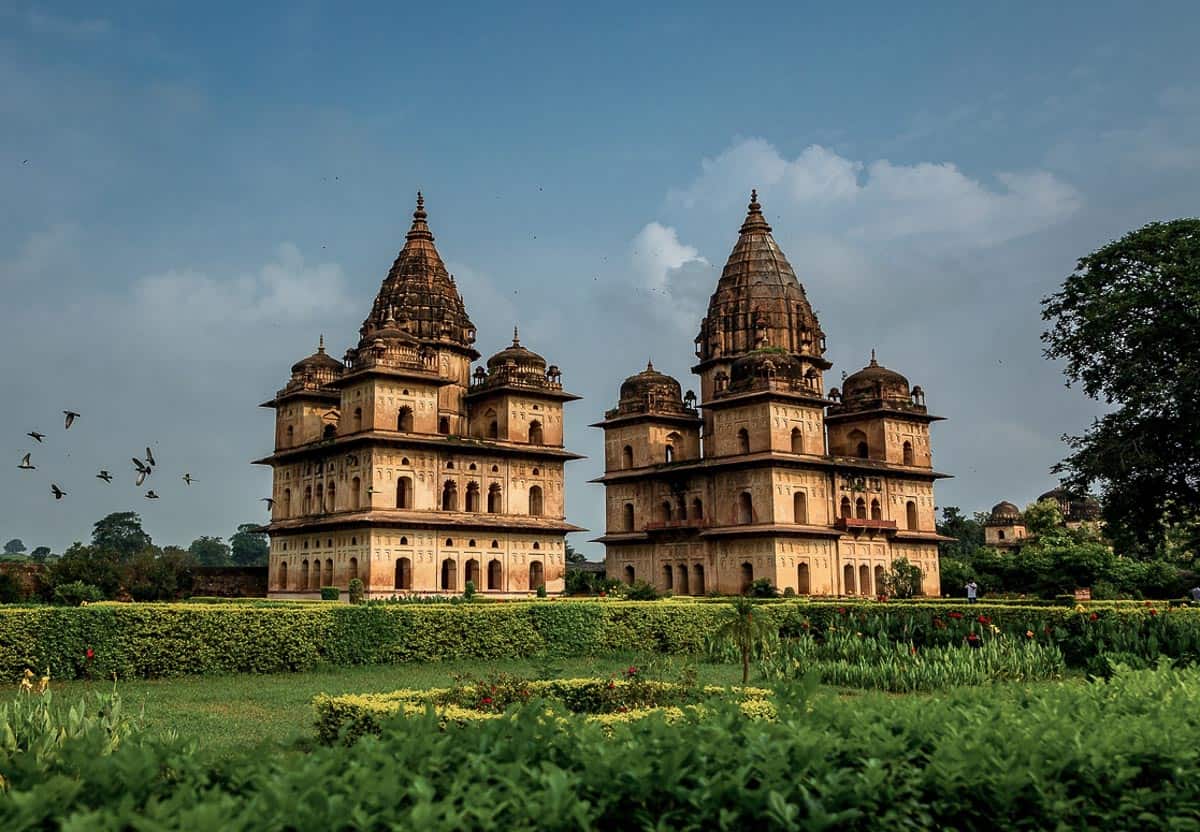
313 677 775 744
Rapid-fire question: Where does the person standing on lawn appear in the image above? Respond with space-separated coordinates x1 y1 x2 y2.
966 580 978 603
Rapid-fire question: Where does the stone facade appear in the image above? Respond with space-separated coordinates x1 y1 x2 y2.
256 194 581 598
593 191 947 597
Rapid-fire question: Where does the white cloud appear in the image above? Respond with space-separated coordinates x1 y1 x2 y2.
630 222 709 292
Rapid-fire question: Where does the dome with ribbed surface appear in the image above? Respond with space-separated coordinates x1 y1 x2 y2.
359 193 477 354
487 327 546 371
619 360 683 404
290 336 344 377
988 501 1022 522
1038 488 1102 522
695 190 825 364
842 352 911 404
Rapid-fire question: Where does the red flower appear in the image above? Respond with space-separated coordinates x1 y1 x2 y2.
598 591 607 598
976 615 990 624
626 666 638 677
910 646 918 655
948 611 963 620
1089 612 1099 621
966 632 979 640
617 706 628 713
1149 609 1158 616
85 648 94 660
801 621 811 630
480 696 493 706
837 607 847 615
933 618 946 629
606 680 615 689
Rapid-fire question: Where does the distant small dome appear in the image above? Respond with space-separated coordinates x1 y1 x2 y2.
989 501 1022 522
486 327 546 371
1038 488 1101 521
841 351 910 403
619 360 683 405
291 336 343 376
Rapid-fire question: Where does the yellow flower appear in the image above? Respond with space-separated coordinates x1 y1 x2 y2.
989 624 1000 634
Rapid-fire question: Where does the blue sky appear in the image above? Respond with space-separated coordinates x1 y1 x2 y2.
2 1 1198 556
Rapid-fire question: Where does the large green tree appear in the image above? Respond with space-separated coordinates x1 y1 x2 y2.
230 524 269 566
91 512 152 561
1042 219 1200 558
4 539 26 555
189 536 231 567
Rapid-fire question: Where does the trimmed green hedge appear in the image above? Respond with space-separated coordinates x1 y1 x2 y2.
2 599 1198 679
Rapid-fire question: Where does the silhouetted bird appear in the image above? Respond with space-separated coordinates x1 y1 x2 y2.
182 473 195 486
27 431 44 443
50 484 66 500
145 447 156 467
63 411 79 429
132 457 149 473
260 497 275 509
18 453 34 470
96 470 113 483
145 490 159 499
135 469 148 487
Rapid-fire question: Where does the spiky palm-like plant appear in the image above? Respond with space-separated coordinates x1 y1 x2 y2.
713 597 775 684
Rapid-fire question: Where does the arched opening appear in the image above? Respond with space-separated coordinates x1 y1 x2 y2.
621 445 634 468
902 440 914 465
677 499 687 521
740 562 754 594
438 416 450 435
397 477 412 509
528 421 543 445
465 559 480 587
660 501 673 523
279 561 288 590
666 432 681 463
487 559 502 590
397 407 413 432
998 529 1006 540
488 420 498 438
300 560 309 589
855 497 867 520
528 485 544 517
677 565 689 595
303 486 313 515
281 489 291 520
870 499 882 520
849 429 868 459
286 425 294 446
840 496 852 519
529 560 544 591
665 445 674 463
465 482 481 512
623 565 635 585
315 483 324 514
440 558 457 591
791 427 803 453
906 500 918 531
394 557 411 590
349 557 358 582
324 558 333 586
859 564 871 596
350 478 360 509
323 424 336 440
693 564 705 595
622 502 635 531
353 407 362 432
874 564 886 595
737 491 754 525
843 563 855 595
310 562 321 590
487 483 502 513
692 498 703 520
737 428 750 455
663 564 673 590
797 562 810 594
794 492 808 524
326 482 336 513
442 481 458 511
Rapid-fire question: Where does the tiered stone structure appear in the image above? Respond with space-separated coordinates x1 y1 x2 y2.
256 194 582 598
985 489 1102 549
984 501 1027 549
593 191 947 596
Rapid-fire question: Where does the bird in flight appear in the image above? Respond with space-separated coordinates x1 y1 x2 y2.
145 447 156 467
96 470 113 483
50 484 66 500
18 453 35 470
260 497 275 509
145 490 160 499
135 469 148 487
182 473 195 486
132 457 150 473
27 431 44 443
63 411 80 429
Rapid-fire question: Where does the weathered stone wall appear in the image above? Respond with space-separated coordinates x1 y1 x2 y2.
191 566 269 598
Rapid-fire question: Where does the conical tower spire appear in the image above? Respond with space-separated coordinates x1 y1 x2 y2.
405 191 434 242
738 188 772 235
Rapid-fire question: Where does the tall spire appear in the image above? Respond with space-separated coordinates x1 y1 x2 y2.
318 334 325 353
739 188 772 235
512 326 521 346
406 191 434 242
870 348 878 367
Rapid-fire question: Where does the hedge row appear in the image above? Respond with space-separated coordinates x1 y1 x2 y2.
2 600 1198 679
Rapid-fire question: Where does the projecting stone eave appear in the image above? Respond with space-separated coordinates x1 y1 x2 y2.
465 384 582 403
590 452 952 483
591 532 651 544
253 433 586 467
588 411 703 429
700 389 833 410
824 407 945 424
891 530 957 543
266 510 585 535
259 388 342 409
326 366 453 389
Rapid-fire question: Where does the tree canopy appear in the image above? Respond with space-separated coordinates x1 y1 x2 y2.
3 539 26 555
189 536 231 567
91 512 152 561
230 524 268 566
1042 219 1200 558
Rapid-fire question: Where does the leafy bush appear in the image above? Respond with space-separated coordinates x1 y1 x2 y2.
621 580 661 601
51 582 103 607
348 578 364 605
320 587 340 601
463 580 476 600
535 584 547 598
746 577 778 598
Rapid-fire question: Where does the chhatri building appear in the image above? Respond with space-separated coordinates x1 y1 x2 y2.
593 191 948 597
256 194 582 598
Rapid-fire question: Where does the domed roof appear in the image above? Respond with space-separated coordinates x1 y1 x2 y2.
291 336 344 376
989 501 1022 522
359 193 477 354
619 360 683 404
486 327 546 370
841 351 911 403
1038 488 1102 521
695 190 825 363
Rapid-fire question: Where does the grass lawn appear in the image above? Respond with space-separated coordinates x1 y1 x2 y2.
52 654 748 757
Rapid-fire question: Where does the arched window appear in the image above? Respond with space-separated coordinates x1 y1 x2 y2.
488 420 498 438
621 445 633 468
623 565 635 585
998 529 1006 540
622 502 635 531
394 557 412 590
528 485 544 516
902 440 914 466
348 557 358 582
791 427 803 453
843 563 856 595
665 445 674 463
874 564 886 595
315 483 324 514
303 486 313 515
323 559 333 586
310 561 321 590
840 496 852 519
794 492 808 524
487 559 502 590
400 536 408 545
692 564 705 595
663 564 673 590
300 560 309 589
487 483 502 513
666 432 681 463
323 424 336 440
849 429 868 459
737 491 754 525
279 561 288 590
286 425 294 446
740 562 754 594
397 477 412 509
859 564 871 596
529 560 544 591
855 497 867 520
440 558 457 591
350 477 360 509
870 499 882 520
490 539 499 548
438 416 450 435
660 501 673 523
677 499 687 521
737 428 750 455
465 482 481 512
465 559 480 587
281 488 291 520
797 562 810 594
397 407 413 432
528 421 543 445
353 407 362 432
692 498 703 520
442 481 458 511
906 501 919 531
326 481 336 512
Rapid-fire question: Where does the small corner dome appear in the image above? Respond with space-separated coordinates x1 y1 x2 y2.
619 360 683 403
486 328 546 370
989 501 1022 522
841 352 910 402
291 338 343 375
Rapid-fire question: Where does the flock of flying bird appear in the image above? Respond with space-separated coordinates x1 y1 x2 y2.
16 410 196 502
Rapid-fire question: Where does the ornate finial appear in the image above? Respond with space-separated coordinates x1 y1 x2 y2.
739 187 771 234
646 358 655 372
406 190 433 241
751 188 758 203
318 334 325 353
416 190 424 210
870 349 878 366
512 326 521 346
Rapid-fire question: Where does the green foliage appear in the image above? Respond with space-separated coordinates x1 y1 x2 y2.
620 580 661 601
48 543 123 598
463 580 476 600
3 539 26 555
320 587 340 601
91 512 151 560
536 584 547 598
711 598 776 683
746 577 778 598
50 582 103 606
936 506 987 561
124 547 195 601
1042 218 1200 558
229 524 269 567
29 547 50 560
880 557 923 598
1023 498 1065 537
348 578 364 605
0 572 21 604
187 535 230 567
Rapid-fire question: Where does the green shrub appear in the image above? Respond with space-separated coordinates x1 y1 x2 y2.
51 582 103 607
320 587 339 601
347 579 364 605
463 580 476 600
747 577 778 598
536 584 547 598
621 580 661 601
